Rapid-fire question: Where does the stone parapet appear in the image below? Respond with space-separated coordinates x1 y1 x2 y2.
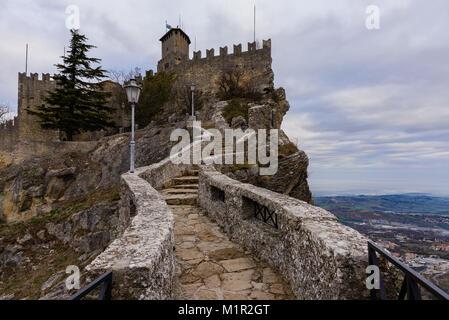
197 165 371 299
84 143 200 299
85 172 175 299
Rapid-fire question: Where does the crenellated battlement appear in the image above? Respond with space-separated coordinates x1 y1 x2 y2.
157 35 274 114
158 39 271 73
18 72 55 83
189 39 271 62
17 72 59 142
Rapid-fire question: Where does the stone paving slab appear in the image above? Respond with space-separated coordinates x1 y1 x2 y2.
164 177 295 300
163 194 198 205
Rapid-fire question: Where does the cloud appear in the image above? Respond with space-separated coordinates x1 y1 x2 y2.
1 0 449 195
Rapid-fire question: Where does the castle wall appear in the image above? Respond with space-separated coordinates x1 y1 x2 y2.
158 40 274 112
0 117 18 152
16 73 130 144
18 72 60 142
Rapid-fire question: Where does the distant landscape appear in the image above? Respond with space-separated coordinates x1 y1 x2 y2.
315 193 449 293
315 193 449 215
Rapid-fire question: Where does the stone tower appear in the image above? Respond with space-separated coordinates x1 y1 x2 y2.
157 28 191 72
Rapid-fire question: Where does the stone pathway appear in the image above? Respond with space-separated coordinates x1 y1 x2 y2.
159 170 295 300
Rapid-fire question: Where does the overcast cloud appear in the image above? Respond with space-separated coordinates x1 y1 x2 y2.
1 0 449 196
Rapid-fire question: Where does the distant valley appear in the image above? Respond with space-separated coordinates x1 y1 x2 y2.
315 193 449 215
315 193 449 293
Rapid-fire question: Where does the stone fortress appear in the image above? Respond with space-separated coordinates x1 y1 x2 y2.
157 28 273 99
82 29 381 300
0 73 128 158
0 27 275 160
0 28 395 300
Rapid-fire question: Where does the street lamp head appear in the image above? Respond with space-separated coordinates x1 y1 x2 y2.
124 79 142 104
190 83 195 92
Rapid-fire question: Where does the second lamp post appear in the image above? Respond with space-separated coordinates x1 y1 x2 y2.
190 83 195 119
124 79 142 173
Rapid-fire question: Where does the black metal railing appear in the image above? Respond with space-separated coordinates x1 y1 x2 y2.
254 202 278 229
69 271 113 300
368 241 449 300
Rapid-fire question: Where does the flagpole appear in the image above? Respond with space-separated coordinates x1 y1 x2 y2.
254 4 256 43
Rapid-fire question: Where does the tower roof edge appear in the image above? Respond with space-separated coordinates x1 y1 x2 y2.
159 28 191 44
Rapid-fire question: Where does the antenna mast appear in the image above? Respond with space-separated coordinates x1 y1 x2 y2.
25 44 28 74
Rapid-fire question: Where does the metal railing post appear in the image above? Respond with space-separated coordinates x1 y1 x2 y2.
367 241 449 300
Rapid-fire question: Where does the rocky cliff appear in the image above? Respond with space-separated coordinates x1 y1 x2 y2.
0 82 313 299
0 122 182 223
195 88 313 204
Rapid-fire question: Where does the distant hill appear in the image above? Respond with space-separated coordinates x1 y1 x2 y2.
314 193 449 215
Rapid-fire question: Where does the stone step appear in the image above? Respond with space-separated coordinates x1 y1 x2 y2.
183 170 199 176
162 188 198 195
163 194 197 205
173 176 199 185
171 184 198 190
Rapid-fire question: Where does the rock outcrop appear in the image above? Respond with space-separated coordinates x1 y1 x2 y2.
197 89 314 204
0 200 119 299
0 121 183 223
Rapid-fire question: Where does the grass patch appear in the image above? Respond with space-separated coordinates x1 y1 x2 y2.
222 98 250 125
278 142 299 159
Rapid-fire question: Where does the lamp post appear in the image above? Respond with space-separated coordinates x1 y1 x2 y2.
190 83 195 118
124 79 142 173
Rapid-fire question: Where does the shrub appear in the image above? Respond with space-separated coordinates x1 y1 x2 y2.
217 69 263 102
279 142 299 158
222 98 250 125
136 71 177 127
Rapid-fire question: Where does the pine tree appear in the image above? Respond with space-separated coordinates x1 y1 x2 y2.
27 29 114 141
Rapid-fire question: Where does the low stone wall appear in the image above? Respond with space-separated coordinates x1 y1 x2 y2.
85 172 175 299
84 149 197 299
137 156 191 190
14 140 98 163
198 166 370 300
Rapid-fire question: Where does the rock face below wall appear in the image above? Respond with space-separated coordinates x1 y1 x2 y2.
0 152 13 170
0 200 119 300
45 202 119 254
204 94 314 204
0 121 183 223
225 149 313 204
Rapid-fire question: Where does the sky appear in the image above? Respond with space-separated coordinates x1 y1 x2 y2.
1 0 449 196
